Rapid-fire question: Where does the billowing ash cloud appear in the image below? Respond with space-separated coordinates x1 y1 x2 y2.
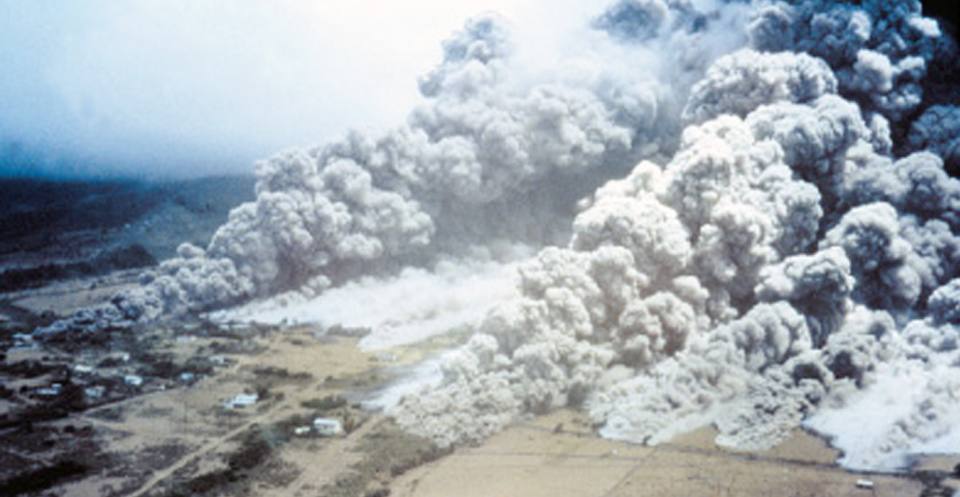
40 0 750 331
909 104 960 173
35 0 960 472
387 0 960 471
748 0 945 124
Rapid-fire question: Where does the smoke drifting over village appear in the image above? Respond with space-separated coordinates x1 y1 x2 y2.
33 0 960 473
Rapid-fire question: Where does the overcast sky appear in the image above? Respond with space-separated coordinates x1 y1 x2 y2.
0 0 578 179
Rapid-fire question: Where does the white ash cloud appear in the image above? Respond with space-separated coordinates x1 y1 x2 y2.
681 49 838 124
389 0 960 469
805 355 960 471
211 245 529 351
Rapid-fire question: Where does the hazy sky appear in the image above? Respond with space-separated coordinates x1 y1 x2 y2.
0 0 567 179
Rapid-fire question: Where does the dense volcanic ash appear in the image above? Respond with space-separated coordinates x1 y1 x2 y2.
37 0 960 472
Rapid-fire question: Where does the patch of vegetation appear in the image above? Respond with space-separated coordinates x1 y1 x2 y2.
319 419 451 497
0 459 89 496
0 381 88 430
136 352 180 378
208 337 264 356
163 424 288 497
251 366 312 381
300 394 347 411
914 469 956 497
0 419 105 495
0 359 60 378
181 356 215 375
0 301 48 339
